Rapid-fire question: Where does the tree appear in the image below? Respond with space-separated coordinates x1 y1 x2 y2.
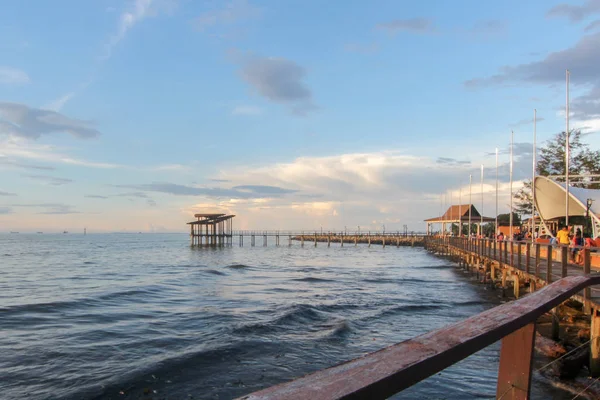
497 212 521 227
514 130 600 215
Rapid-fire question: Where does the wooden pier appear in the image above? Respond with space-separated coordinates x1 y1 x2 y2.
235 236 600 400
232 231 425 248
188 213 235 246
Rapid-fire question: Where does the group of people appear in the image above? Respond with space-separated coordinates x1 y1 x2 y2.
552 226 598 265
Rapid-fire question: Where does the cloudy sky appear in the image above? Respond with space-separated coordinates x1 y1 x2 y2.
1 0 599 233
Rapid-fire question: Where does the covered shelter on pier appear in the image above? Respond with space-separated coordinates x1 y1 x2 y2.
534 176 600 238
424 204 495 236
188 213 235 246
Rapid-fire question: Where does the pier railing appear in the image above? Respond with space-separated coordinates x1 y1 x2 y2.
238 274 600 400
232 230 427 237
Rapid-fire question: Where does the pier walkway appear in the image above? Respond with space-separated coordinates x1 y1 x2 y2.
428 236 600 309
235 236 600 400
231 231 425 247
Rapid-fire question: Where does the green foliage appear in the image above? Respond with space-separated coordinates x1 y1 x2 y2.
497 212 521 227
514 130 600 216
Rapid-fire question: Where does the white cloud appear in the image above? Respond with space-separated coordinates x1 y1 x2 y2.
0 102 100 139
44 92 76 112
105 0 155 59
0 67 30 84
183 150 517 230
0 136 121 169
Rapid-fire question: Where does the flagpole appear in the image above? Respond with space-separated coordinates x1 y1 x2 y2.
450 189 453 235
565 69 570 229
532 109 537 238
469 174 472 238
495 148 499 237
510 130 514 240
480 164 484 237
459 188 462 236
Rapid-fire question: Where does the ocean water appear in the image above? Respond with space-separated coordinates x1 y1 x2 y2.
0 233 571 400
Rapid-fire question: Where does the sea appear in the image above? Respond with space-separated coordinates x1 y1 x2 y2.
0 233 574 399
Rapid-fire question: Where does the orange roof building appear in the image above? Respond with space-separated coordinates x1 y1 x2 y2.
425 204 495 236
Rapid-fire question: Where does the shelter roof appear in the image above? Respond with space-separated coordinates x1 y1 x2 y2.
534 176 600 221
187 214 235 225
424 204 494 222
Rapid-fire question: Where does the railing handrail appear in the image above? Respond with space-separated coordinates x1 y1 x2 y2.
237 275 600 400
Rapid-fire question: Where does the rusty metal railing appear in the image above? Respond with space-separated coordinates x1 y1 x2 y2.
237 275 600 400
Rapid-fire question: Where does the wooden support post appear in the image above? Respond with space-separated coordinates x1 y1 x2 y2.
397 236 399 247
552 307 560 341
561 246 568 278
382 236 385 248
504 241 508 265
501 269 507 297
301 235 304 247
493 238 497 260
341 234 344 247
510 241 514 268
327 235 331 247
496 323 536 400
314 233 317 247
525 242 531 274
584 249 592 313
591 309 600 377
517 243 522 270
546 245 553 283
535 243 541 278
513 275 520 299
368 233 371 247
530 280 536 293
491 265 496 281
288 235 292 246
355 235 358 247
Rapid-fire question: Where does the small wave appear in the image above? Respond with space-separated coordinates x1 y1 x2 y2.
3 253 12 256
376 303 448 318
232 304 332 335
0 287 164 316
226 264 251 270
420 265 452 270
203 269 226 276
364 278 397 284
291 277 335 283
321 320 353 338
82 340 279 400
83 261 96 265
449 300 485 307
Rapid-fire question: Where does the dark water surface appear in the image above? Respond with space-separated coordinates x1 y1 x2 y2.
1 233 570 399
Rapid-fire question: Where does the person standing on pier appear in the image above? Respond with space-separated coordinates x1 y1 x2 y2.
556 226 570 246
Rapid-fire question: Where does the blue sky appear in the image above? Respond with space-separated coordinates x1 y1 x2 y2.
1 0 599 232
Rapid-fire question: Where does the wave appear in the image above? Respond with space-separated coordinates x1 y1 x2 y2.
226 264 251 270
203 269 226 276
0 287 165 316
79 340 280 400
419 265 453 270
363 278 397 284
291 277 336 283
232 304 337 336
83 261 96 265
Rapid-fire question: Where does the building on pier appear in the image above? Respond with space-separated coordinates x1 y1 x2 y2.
188 213 235 246
534 176 600 238
424 204 494 236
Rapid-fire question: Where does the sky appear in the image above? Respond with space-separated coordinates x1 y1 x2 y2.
1 0 600 233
